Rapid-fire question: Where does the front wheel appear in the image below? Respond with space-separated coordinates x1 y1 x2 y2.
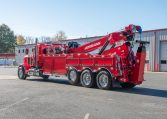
96 71 112 90
120 83 136 89
18 66 27 80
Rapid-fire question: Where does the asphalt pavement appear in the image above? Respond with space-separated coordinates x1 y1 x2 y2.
0 67 167 119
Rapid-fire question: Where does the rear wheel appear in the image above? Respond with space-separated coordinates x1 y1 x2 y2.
96 70 112 90
18 66 27 80
80 69 95 88
68 69 80 85
120 83 136 89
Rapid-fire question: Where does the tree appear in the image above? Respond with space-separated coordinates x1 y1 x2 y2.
52 31 67 42
0 24 15 53
16 35 26 45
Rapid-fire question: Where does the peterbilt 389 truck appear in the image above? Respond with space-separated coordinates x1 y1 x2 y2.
18 24 148 90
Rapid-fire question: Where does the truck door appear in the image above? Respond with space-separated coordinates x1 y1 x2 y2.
52 47 67 75
42 47 54 74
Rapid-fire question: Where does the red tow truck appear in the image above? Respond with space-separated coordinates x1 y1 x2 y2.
18 24 148 89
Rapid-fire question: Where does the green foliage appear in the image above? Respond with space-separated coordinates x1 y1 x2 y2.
0 24 15 53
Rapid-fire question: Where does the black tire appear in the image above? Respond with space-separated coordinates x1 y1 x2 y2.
96 70 112 90
67 69 80 85
18 66 27 80
80 69 96 88
42 75 49 80
120 83 136 89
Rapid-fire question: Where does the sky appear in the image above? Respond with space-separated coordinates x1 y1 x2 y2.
0 0 167 39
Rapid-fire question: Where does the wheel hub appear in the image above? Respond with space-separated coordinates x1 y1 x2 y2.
69 70 77 81
19 69 23 78
99 74 108 88
83 73 91 85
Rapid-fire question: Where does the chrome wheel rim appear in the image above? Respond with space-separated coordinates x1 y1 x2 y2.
99 74 108 88
19 69 23 78
69 70 77 81
82 72 91 86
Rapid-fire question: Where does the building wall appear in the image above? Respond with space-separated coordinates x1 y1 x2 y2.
156 30 167 71
0 53 15 65
134 29 167 72
15 44 35 65
59 36 103 46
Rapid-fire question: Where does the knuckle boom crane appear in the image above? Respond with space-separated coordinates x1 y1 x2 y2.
18 24 148 89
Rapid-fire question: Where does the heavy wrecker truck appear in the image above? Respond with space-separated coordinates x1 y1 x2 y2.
18 24 148 90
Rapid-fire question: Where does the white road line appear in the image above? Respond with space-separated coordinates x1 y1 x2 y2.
0 97 29 111
84 113 90 119
107 98 113 101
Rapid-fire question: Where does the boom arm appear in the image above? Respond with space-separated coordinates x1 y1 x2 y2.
68 24 142 54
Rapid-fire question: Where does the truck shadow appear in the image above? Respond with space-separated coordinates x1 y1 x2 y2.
26 78 70 85
112 87 167 98
26 78 167 98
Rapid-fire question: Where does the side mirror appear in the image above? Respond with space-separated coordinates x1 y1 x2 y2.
43 48 47 54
